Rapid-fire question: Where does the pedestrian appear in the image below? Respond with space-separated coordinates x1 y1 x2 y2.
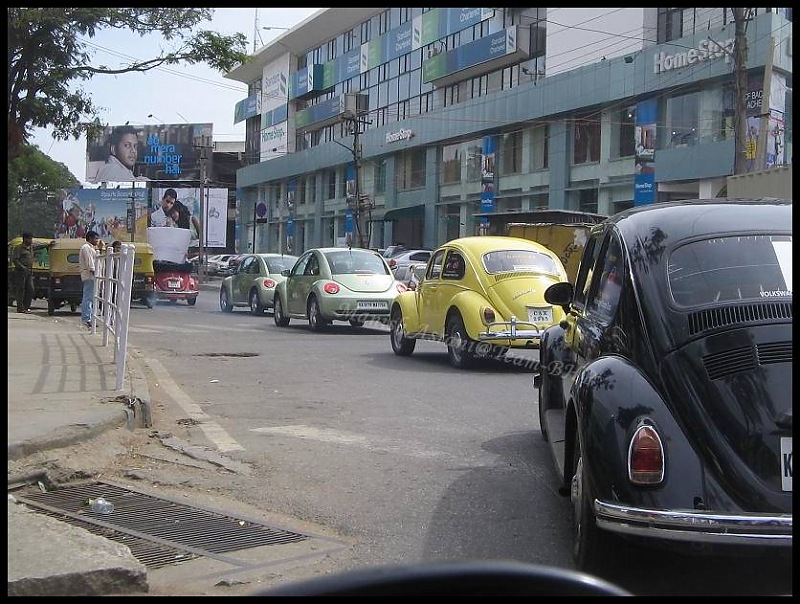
79 230 101 328
11 232 35 313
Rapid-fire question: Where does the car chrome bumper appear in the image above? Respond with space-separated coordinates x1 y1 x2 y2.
595 499 793 546
478 316 545 341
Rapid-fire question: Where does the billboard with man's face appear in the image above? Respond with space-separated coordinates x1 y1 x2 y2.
85 123 213 184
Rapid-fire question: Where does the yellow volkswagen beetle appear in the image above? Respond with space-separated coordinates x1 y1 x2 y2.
389 236 568 369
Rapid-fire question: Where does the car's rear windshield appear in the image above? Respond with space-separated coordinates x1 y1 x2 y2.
266 257 296 273
482 249 560 276
668 234 792 307
324 250 390 275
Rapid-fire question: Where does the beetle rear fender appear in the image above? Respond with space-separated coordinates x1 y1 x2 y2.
539 323 574 411
571 356 705 508
448 289 496 338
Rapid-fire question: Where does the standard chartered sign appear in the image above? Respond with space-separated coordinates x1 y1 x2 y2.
653 38 734 74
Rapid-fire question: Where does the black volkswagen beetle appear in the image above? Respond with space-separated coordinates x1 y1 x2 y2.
535 198 792 572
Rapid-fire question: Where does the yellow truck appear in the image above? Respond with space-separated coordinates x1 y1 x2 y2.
506 223 595 283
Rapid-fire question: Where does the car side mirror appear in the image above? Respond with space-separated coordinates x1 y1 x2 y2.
281 269 290 277
544 282 574 315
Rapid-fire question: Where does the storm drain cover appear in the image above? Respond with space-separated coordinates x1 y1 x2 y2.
15 480 310 569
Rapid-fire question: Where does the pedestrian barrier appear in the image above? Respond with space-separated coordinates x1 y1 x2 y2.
92 244 134 391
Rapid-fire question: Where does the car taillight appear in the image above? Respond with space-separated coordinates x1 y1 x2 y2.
145 276 153 284
262 278 276 288
396 282 408 293
482 306 496 325
388 259 397 267
323 282 340 294
628 424 664 485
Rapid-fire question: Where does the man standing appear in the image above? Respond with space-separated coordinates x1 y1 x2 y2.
11 232 35 313
79 230 100 328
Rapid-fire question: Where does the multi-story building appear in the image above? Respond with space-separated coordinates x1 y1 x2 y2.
226 8 792 254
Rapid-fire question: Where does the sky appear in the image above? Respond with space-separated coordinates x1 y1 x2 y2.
29 8 322 183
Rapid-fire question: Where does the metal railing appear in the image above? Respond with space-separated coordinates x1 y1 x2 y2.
91 244 135 391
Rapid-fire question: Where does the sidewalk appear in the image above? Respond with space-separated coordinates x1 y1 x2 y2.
7 306 152 595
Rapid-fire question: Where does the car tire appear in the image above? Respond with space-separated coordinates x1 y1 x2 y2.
273 295 290 327
390 307 416 356
446 314 476 369
219 287 233 312
70 302 78 313
249 288 265 315
349 318 365 327
308 296 326 332
187 297 197 306
571 430 613 573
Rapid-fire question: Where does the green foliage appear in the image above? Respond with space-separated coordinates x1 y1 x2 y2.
8 144 81 240
8 8 250 159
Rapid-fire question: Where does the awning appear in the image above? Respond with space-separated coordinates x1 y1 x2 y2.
383 204 425 221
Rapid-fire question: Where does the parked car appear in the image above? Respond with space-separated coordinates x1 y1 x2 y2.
219 253 298 315
206 254 236 276
535 198 793 573
389 236 569 369
382 245 408 259
386 249 432 271
393 263 426 291
273 247 407 331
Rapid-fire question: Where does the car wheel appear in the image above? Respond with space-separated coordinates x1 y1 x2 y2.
70 302 78 313
349 318 365 327
390 307 416 356
249 288 265 315
446 314 476 369
571 431 613 573
219 287 233 312
308 296 326 332
273 295 290 327
187 297 197 306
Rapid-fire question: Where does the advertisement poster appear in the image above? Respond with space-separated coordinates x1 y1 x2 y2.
86 123 213 184
634 98 657 206
56 187 149 243
149 187 228 248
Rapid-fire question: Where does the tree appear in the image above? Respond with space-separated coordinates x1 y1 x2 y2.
8 145 80 240
8 8 250 159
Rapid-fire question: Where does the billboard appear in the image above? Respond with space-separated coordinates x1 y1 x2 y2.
149 186 228 248
86 123 213 184
56 187 149 243
634 98 658 206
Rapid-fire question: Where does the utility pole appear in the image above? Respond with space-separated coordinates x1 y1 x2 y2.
732 7 750 175
344 113 373 249
195 134 212 283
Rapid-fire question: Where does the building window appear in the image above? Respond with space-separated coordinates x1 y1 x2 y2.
327 169 337 199
657 8 684 43
308 175 316 204
618 107 636 158
499 131 522 175
441 143 461 184
666 91 699 148
298 178 306 205
374 158 387 194
578 188 598 214
466 143 482 181
396 149 426 191
573 115 601 164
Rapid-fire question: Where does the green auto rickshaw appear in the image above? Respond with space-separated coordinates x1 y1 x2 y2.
46 238 85 315
7 236 53 307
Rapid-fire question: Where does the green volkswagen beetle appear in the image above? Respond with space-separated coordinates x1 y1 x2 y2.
273 247 407 331
219 253 298 315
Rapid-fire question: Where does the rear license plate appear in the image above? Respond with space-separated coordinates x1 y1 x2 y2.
357 300 388 310
781 437 792 492
168 280 180 288
527 306 553 325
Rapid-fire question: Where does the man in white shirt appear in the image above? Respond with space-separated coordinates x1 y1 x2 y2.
95 125 148 183
79 230 100 328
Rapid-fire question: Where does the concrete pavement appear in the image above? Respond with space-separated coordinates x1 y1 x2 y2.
7 305 152 595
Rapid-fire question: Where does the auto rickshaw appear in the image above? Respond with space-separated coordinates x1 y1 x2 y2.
46 238 85 315
7 236 53 307
131 242 156 308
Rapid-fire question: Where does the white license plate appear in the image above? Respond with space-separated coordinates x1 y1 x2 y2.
781 437 792 492
357 300 388 310
527 306 553 324
168 280 180 288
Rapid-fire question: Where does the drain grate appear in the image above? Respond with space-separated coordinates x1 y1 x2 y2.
15 481 309 569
